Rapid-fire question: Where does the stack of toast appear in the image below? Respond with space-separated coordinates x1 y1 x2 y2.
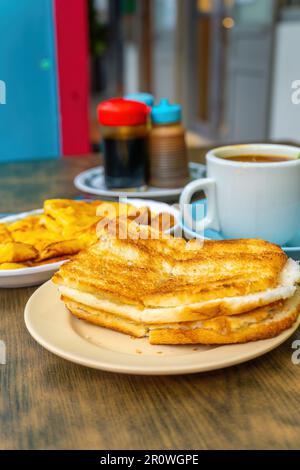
53 220 300 345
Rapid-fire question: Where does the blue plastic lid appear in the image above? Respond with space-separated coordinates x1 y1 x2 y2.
124 92 154 107
151 99 181 124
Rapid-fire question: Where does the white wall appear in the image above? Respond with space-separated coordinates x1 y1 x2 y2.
270 22 300 143
152 0 177 102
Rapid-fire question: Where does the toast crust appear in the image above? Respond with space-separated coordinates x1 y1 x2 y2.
149 310 298 345
64 299 147 338
62 289 300 345
149 290 300 344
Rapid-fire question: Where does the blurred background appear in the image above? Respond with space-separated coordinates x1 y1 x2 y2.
1 0 300 161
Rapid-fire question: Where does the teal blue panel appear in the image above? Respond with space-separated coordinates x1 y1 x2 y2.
0 0 60 162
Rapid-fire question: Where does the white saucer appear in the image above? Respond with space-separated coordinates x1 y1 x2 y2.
74 162 205 202
0 200 179 288
24 280 299 375
180 200 300 261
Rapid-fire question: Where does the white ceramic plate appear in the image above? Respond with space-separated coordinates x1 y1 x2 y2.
25 280 300 375
0 210 66 288
74 162 206 202
0 200 179 288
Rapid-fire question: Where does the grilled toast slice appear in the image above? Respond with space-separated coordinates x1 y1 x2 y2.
149 288 300 344
53 220 293 313
62 288 300 344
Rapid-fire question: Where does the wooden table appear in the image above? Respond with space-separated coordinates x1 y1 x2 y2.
1 152 300 450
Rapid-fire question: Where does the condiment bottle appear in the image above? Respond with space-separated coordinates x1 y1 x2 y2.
149 99 189 188
97 98 150 190
124 93 154 131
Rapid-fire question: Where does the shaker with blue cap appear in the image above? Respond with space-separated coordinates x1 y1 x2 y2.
149 99 189 188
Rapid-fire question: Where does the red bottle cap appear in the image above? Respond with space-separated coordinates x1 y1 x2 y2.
97 98 150 126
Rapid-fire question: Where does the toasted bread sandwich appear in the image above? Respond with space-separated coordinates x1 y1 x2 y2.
53 221 300 344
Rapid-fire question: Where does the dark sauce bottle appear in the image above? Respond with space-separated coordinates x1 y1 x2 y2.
97 99 150 190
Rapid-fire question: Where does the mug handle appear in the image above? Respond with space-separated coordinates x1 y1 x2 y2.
180 178 220 233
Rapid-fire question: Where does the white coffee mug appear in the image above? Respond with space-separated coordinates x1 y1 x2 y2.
180 144 300 245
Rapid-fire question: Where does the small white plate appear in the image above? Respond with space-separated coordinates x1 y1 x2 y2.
25 280 300 375
0 210 66 288
0 200 179 288
74 162 206 202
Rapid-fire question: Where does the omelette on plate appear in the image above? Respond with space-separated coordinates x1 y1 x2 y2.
0 199 174 270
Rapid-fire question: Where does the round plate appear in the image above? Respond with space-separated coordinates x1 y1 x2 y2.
0 200 179 288
74 162 205 202
25 281 300 375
